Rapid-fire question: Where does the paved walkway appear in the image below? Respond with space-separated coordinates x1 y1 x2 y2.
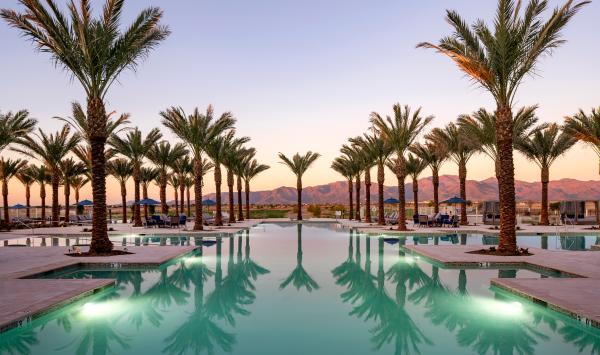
403 244 600 328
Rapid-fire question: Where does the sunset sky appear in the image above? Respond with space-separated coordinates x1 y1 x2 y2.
1 0 598 205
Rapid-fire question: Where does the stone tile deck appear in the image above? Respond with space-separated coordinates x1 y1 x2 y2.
0 245 196 333
403 244 600 328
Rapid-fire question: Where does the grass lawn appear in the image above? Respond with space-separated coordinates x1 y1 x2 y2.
250 209 290 218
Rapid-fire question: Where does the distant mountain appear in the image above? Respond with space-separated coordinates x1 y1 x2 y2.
200 175 600 204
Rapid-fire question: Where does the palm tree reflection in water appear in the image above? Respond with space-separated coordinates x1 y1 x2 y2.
280 224 320 292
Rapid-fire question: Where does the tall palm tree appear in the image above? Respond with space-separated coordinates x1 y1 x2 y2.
405 153 428 217
342 142 373 222
371 104 433 230
171 156 193 215
232 148 255 222
223 145 252 224
348 136 378 223
331 156 355 221
0 158 26 225
161 106 236 230
2 0 170 253
458 106 538 177
242 159 269 220
16 165 35 218
14 125 80 226
428 123 479 225
140 166 159 218
30 165 50 223
168 175 181 216
70 175 89 209
183 176 195 218
516 124 576 225
205 131 247 226
0 110 36 153
110 127 162 226
418 0 589 253
278 152 320 221
410 141 448 213
60 157 87 220
148 141 188 214
107 158 133 223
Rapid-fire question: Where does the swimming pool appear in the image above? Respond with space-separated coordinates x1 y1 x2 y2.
1 223 599 354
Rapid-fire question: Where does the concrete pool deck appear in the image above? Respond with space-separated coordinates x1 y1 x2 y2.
403 244 600 328
0 245 196 333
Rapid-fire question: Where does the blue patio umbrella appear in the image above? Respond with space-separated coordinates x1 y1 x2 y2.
202 199 216 206
10 203 27 218
441 196 467 204
384 198 400 204
137 198 160 205
78 199 94 206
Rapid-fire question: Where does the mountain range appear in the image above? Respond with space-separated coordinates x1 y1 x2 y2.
200 175 600 205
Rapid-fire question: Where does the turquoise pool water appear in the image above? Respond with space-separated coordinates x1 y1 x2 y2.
1 223 600 354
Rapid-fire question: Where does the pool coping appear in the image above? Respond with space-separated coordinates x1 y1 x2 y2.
402 244 600 329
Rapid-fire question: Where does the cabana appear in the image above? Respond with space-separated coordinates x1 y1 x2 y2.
482 201 500 225
559 200 599 225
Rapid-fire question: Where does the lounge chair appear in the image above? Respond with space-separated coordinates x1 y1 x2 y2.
167 216 179 228
144 216 157 228
203 213 215 226
418 215 429 227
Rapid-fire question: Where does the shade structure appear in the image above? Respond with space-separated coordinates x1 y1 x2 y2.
384 198 400 204
137 198 160 206
77 199 94 206
10 204 27 209
202 199 216 206
441 196 467 204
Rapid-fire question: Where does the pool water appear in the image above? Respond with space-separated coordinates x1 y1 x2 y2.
1 223 600 355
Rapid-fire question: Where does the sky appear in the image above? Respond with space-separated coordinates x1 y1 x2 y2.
1 0 599 205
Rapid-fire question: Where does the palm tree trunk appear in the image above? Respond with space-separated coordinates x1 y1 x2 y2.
193 157 204 231
142 184 148 219
121 182 127 223
40 184 46 225
413 178 419 216
179 182 185 215
227 168 235 223
64 183 70 222
355 174 361 221
347 177 353 221
214 164 223 226
377 161 384 225
496 105 517 253
186 186 191 217
432 168 439 214
540 166 550 225
74 187 80 208
160 184 167 214
51 173 59 227
2 179 8 225
365 168 371 223
174 187 179 215
237 175 243 221
133 170 142 227
88 97 111 253
245 179 250 220
25 185 30 218
297 176 303 221
396 158 407 231
459 161 468 225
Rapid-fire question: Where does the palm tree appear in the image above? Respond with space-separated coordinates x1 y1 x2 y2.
70 175 89 208
148 141 188 214
2 0 170 253
331 156 355 221
418 0 589 253
107 158 133 223
428 123 479 225
0 158 26 225
348 136 378 223
517 124 576 225
410 141 448 213
110 127 161 226
352 133 392 225
459 106 538 177
30 165 50 223
0 110 36 153
140 166 159 218
371 104 433 230
14 125 80 226
161 106 236 230
231 148 256 222
405 153 428 216
565 108 600 174
341 143 368 221
16 165 35 218
278 152 320 221
171 156 193 215
60 157 87 221
205 131 247 226
183 175 194 218
242 159 269 220
223 145 252 224
168 175 181 216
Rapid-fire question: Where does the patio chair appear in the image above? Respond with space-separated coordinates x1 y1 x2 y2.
413 214 420 227
203 213 215 226
168 216 180 228
152 215 164 228
418 215 429 227
179 214 187 226
144 216 157 228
